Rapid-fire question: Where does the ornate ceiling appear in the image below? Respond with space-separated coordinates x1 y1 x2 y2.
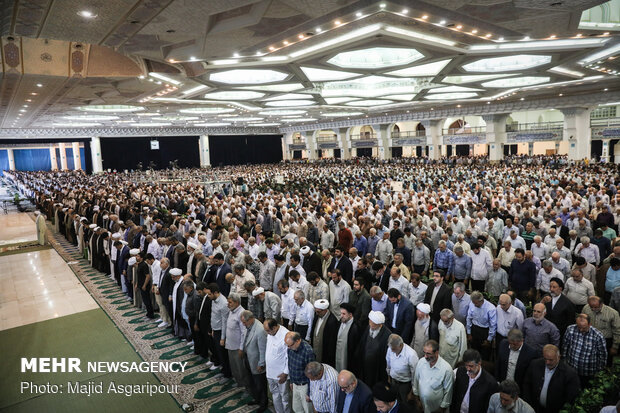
0 0 618 133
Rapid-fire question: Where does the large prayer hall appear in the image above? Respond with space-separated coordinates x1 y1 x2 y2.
1 1 620 413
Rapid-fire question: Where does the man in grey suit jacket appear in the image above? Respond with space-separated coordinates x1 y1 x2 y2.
241 310 268 412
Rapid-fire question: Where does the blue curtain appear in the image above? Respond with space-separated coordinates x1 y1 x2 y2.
66 147 75 170
14 149 51 171
80 147 86 170
0 149 9 176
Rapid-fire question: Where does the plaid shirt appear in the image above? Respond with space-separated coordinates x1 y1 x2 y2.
288 340 315 386
562 325 607 376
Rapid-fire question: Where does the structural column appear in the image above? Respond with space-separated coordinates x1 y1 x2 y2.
49 146 58 170
601 139 610 163
337 127 351 160
561 107 592 161
281 132 293 161
90 137 103 173
58 142 68 170
72 142 82 170
483 113 509 162
198 135 211 167
371 124 391 160
7 148 15 170
421 119 443 160
306 132 317 160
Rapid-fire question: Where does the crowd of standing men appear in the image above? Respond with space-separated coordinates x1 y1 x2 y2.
9 155 620 413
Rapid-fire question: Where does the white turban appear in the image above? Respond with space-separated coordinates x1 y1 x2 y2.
314 299 329 310
89 224 96 229
368 311 385 324
187 242 198 250
170 268 183 276
127 257 136 266
416 303 431 314
300 246 311 255
129 248 140 255
252 287 265 297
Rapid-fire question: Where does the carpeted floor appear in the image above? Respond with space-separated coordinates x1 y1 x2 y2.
40 220 263 412
0 308 181 413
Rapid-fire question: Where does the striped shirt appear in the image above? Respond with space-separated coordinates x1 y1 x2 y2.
309 363 339 413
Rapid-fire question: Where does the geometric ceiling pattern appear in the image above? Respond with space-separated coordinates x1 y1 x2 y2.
1 0 619 131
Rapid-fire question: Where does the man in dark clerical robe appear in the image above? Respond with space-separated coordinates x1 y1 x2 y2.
172 270 190 339
356 310 390 388
159 262 174 327
90 227 101 270
195 281 214 360
98 231 111 274
310 298 340 367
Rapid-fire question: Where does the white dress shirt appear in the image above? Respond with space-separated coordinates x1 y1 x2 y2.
266 326 290 380
386 343 418 382
496 304 524 337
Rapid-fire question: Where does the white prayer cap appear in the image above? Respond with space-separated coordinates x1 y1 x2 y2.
112 233 121 239
93 206 100 211
103 215 109 219
194 220 201 224
34 210 40 215
368 311 385 324
300 246 311 255
120 241 128 246
252 287 265 297
187 242 198 250
171 212 178 216
314 299 329 310
94 226 100 231
143 206 149 210
170 268 183 276
129 248 140 255
416 303 431 314
128 257 137 266
89 224 97 229
118 220 124 224
80 217 87 222
62 208 68 212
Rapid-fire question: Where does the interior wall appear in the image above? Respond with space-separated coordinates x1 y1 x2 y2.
100 136 200 171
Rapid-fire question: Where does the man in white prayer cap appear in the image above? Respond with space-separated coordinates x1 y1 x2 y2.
34 210 46 245
357 310 391 388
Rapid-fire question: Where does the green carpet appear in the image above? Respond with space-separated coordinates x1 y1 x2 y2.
0 309 181 413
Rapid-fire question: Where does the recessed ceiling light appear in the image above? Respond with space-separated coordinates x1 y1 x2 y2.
425 92 478 100
402 9 408 14
321 111 363 117
576 33 582 37
36 83 43 87
522 36 530 41
77 10 96 18
190 56 197 61
298 34 304 39
77 105 145 112
316 27 322 33
356 12 362 17
456 104 461 107
233 52 240 57
209 69 288 84
204 91 265 100
26 99 32 102
471 29 478 34
335 20 342 25
498 37 504 41
549 35 556 39
269 46 275 51
485 33 492 37
193 122 232 127
439 20 446 25
422 15 428 19
328 47 424 69
603 32 610 35
264 99 315 107
456 25 462 29
520 97 525 100
482 76 550 87
283 41 289 45
559 93 563 96
604 88 608 91
463 54 552 72
380 3 386 8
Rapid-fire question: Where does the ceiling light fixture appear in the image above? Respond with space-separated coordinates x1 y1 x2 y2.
422 15 428 19
335 20 342 25
149 72 182 85
209 69 288 84
356 12 362 17
77 10 96 18
316 27 322 33
181 84 209 95
380 3 386 8
485 33 492 38
402 9 408 14
36 83 43 87
456 25 463 29
471 29 478 34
